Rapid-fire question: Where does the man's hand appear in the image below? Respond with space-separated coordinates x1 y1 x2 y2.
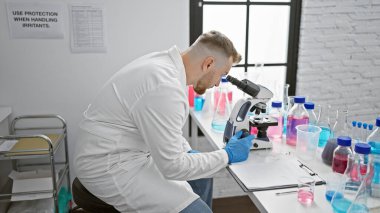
224 130 255 164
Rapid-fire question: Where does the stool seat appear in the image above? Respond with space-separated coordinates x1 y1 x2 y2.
72 177 119 213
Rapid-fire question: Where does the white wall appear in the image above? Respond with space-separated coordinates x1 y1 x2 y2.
0 0 189 182
297 0 380 124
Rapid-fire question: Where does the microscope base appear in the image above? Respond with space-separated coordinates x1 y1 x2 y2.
251 138 273 150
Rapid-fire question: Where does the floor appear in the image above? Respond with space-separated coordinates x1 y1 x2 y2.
71 196 260 213
212 196 260 213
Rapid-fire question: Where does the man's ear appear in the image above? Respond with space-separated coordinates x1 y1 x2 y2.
202 56 215 73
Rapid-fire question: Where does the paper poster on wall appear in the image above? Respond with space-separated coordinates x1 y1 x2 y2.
70 4 107 53
6 2 64 39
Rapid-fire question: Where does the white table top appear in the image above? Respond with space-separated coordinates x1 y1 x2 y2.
189 109 380 213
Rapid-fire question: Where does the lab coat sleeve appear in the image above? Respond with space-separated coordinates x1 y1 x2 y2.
130 84 228 181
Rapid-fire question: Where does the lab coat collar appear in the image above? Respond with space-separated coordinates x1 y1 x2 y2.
168 45 187 91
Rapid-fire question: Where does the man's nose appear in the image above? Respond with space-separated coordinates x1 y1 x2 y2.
215 81 220 87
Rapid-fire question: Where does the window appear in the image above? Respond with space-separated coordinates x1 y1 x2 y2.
190 0 302 100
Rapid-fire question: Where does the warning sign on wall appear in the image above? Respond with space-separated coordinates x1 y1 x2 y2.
6 2 64 39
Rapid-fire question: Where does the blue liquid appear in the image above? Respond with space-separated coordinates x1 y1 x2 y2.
325 191 343 202
368 141 380 154
194 96 204 111
332 198 369 213
283 115 287 135
318 126 331 148
211 121 226 132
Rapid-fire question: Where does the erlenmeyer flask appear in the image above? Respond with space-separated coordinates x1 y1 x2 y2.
322 106 350 166
211 77 232 132
331 154 373 213
317 104 332 148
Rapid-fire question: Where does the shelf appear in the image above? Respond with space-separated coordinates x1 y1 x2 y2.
0 133 65 160
0 164 69 202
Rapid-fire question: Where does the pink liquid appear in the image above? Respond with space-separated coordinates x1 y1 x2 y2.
188 85 195 107
298 189 314 205
268 115 283 139
286 116 309 146
214 91 232 111
250 127 258 135
332 153 348 174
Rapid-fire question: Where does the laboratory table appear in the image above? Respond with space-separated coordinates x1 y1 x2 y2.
189 109 380 213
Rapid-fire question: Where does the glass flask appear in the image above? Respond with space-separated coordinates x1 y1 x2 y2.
331 154 374 213
286 96 309 146
317 104 332 148
211 76 232 132
322 107 350 166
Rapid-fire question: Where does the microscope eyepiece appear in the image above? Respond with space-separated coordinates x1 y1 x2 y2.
226 75 260 97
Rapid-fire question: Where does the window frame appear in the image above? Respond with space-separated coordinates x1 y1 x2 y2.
189 0 302 96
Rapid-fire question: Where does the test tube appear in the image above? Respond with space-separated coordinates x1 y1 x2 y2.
362 123 368 143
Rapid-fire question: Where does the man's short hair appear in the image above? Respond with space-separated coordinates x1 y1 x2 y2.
196 30 242 64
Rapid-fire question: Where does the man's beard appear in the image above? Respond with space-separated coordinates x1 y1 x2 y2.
193 85 206 95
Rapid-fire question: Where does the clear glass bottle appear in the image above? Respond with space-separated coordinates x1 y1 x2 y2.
350 143 371 183
211 76 232 132
367 124 374 142
304 102 318 125
286 96 309 146
362 123 368 143
317 104 332 148
332 136 353 174
367 117 380 197
352 121 357 139
367 117 380 154
267 101 283 139
371 152 380 198
356 122 363 145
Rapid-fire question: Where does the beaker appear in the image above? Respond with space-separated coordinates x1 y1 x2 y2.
317 104 332 148
295 124 321 161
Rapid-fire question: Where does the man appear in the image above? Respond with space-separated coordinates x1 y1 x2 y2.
73 31 254 213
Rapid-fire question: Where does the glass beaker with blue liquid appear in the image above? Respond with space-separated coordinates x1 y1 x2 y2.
317 104 332 148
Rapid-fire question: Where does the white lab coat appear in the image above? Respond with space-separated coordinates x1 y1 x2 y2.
73 46 229 213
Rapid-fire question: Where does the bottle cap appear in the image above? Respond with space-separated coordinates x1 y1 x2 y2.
376 117 380 127
357 122 362 128
337 136 352 146
294 96 306 104
271 101 282 108
369 124 374 130
221 76 228 83
304 102 315 110
363 123 368 129
352 121 357 127
354 143 371 154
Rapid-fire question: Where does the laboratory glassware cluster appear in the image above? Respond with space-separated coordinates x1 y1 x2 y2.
188 75 380 212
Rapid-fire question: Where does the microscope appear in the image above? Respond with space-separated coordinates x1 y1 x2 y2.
223 75 278 150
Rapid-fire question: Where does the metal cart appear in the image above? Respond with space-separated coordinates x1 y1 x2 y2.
0 114 71 213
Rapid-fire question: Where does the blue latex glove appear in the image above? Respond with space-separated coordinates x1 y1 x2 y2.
188 150 201 153
224 130 255 164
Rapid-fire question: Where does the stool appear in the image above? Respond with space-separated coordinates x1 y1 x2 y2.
72 177 120 213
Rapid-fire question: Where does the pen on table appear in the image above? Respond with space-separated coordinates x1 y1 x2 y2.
275 190 298 196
